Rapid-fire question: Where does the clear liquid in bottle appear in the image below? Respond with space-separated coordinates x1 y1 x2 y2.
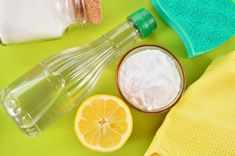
0 8 157 136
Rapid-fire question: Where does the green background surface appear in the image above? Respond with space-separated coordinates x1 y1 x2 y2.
0 0 234 156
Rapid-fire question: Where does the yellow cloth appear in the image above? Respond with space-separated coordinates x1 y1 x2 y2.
145 51 235 156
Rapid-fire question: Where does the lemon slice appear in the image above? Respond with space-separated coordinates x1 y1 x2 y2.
74 94 133 152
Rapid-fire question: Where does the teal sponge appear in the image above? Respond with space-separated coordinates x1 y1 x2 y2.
152 0 235 57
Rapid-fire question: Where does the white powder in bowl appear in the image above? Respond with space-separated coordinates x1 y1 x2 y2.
118 48 182 112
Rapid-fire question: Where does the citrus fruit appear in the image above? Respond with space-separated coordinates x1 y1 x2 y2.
74 94 133 152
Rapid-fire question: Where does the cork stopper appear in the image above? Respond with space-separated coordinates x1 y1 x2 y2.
72 0 102 24
84 0 102 24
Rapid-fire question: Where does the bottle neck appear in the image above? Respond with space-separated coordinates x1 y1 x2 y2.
56 0 86 25
95 21 141 56
72 0 86 24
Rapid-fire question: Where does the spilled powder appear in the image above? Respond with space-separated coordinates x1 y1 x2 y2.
118 49 181 111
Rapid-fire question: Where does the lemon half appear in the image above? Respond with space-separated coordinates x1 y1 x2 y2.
74 95 133 152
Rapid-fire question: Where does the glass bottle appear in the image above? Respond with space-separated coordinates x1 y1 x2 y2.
0 0 102 44
0 8 157 136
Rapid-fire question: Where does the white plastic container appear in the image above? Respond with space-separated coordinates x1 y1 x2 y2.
0 0 102 44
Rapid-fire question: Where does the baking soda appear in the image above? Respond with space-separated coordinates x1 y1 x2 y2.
0 0 75 44
119 49 181 111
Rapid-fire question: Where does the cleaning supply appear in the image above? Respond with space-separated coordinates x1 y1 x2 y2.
0 8 157 137
0 0 102 44
117 45 185 113
151 0 235 57
74 94 133 152
145 51 235 156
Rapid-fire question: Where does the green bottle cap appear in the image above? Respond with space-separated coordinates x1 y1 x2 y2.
128 8 157 38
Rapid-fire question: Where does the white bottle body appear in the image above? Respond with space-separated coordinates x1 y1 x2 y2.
0 0 77 44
